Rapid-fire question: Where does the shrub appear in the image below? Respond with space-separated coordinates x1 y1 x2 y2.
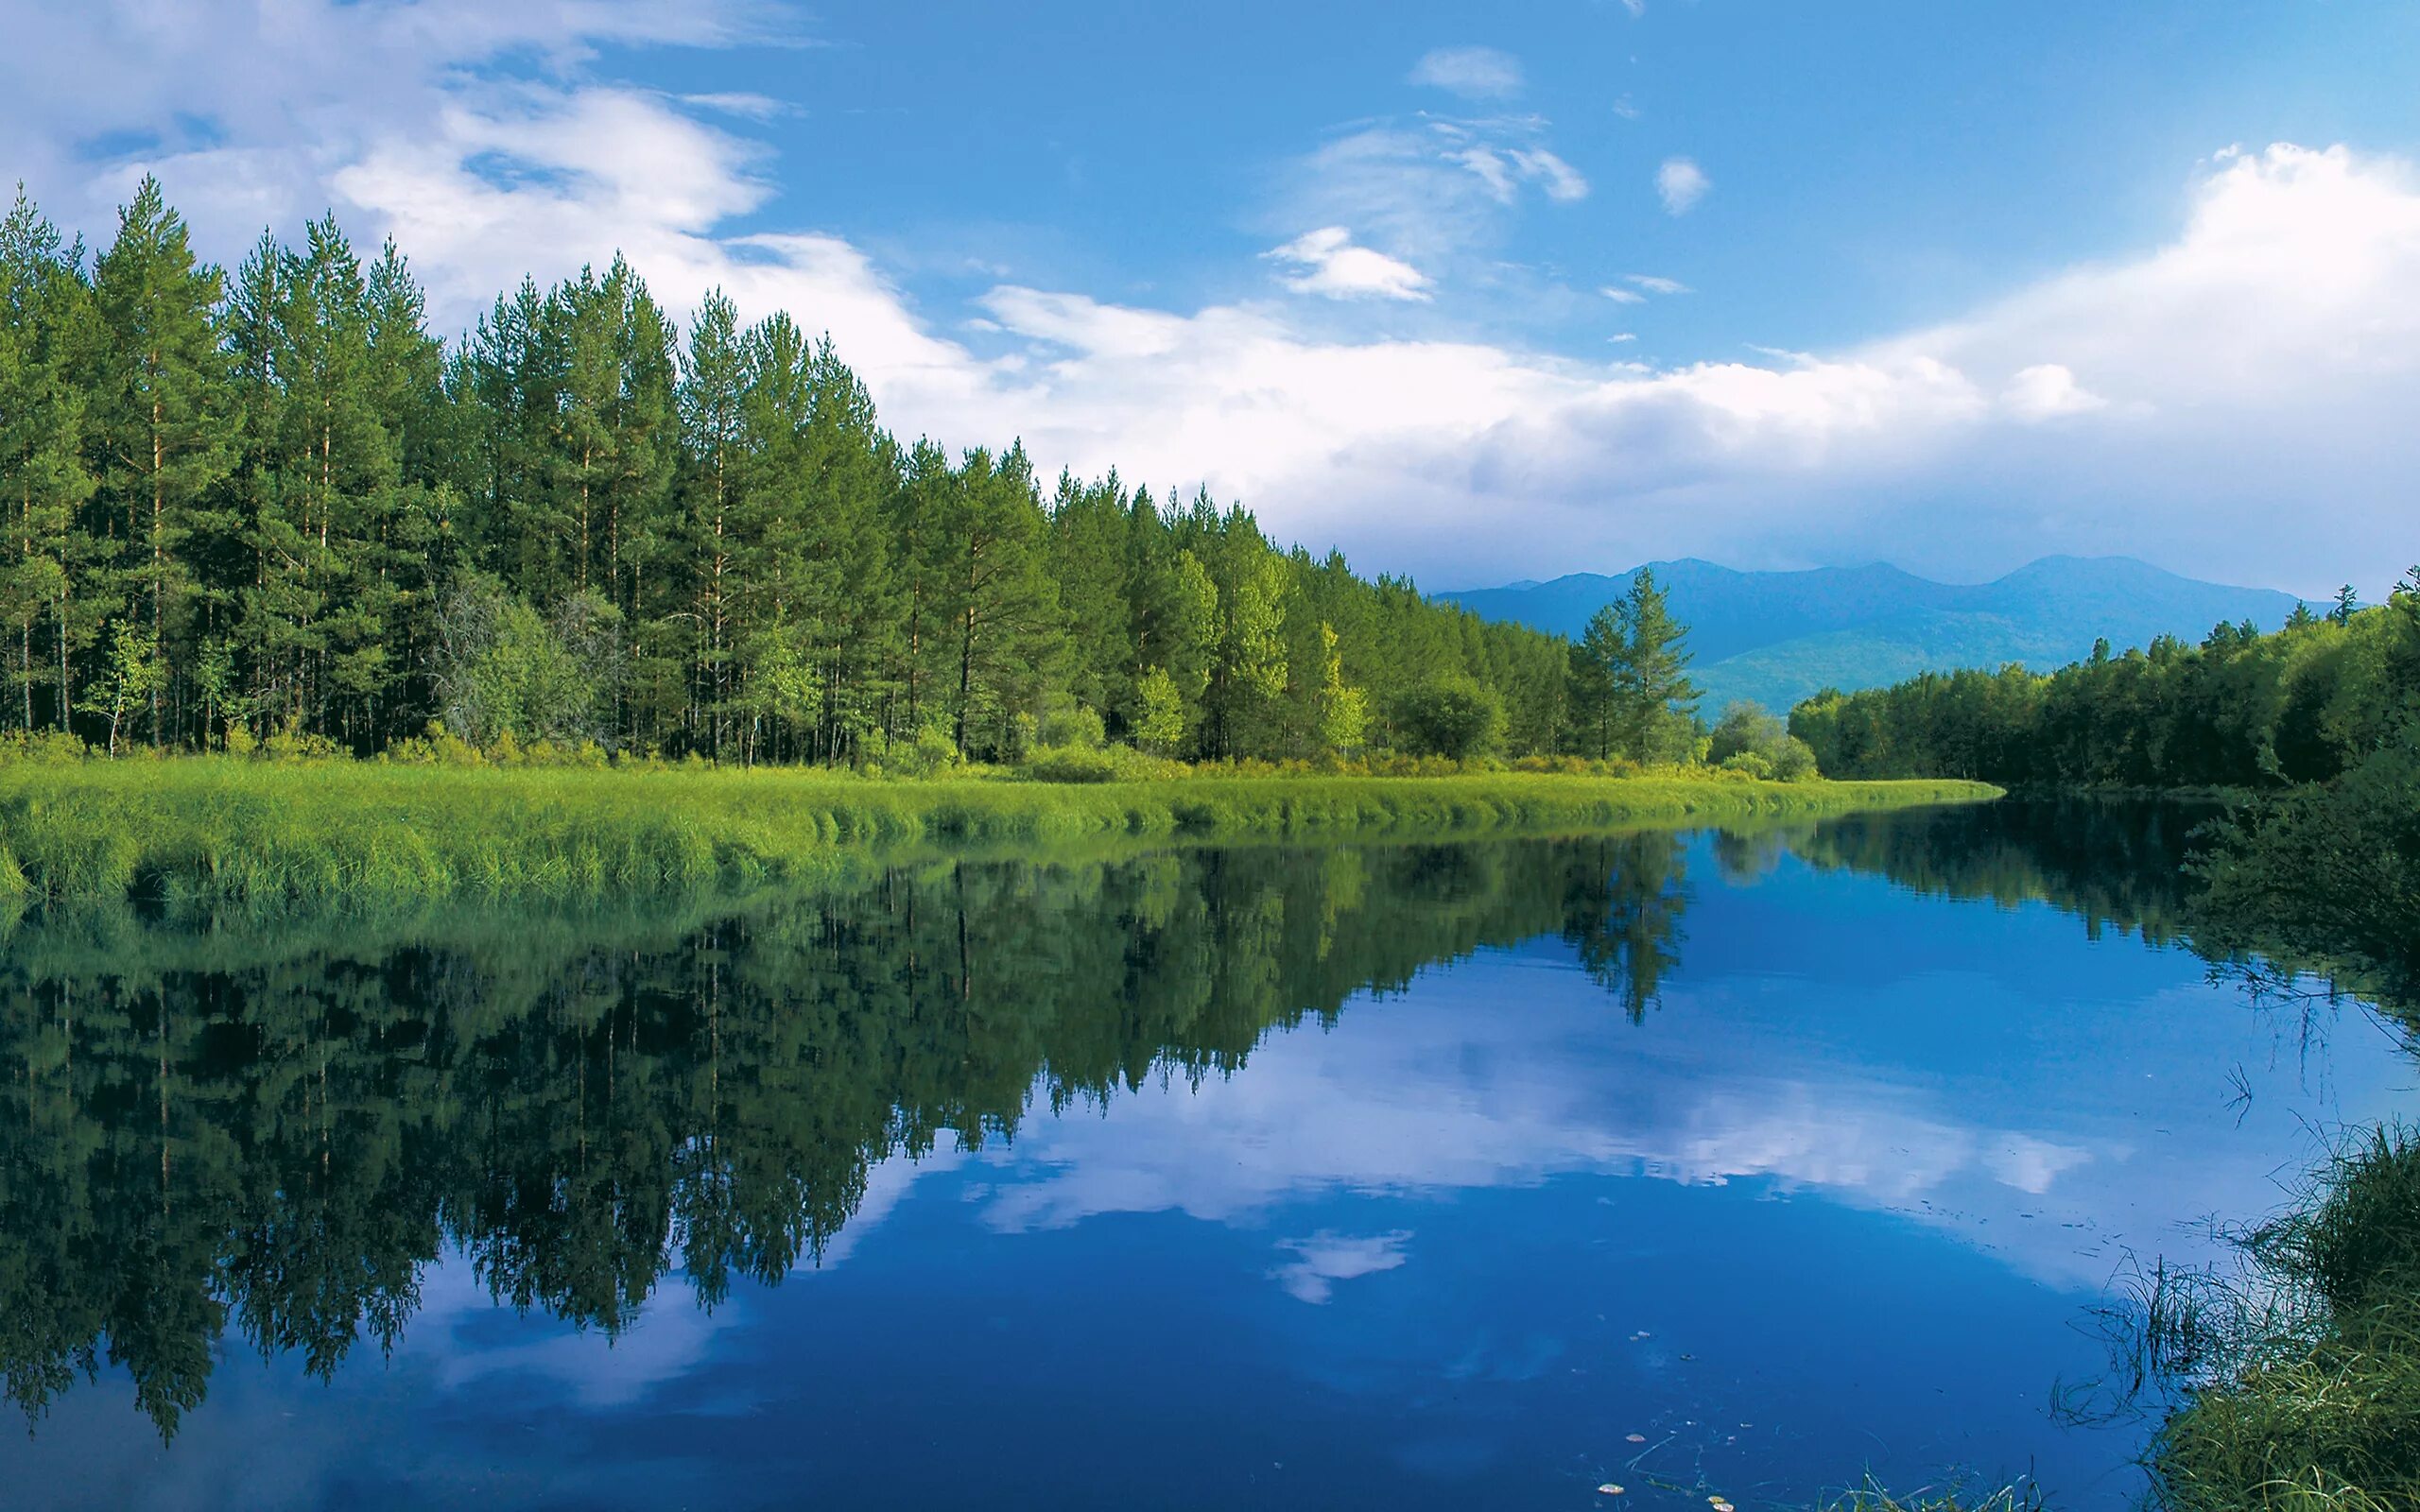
0 730 90 765
1719 750 1775 781
1387 675 1507 761
1018 745 1120 783
1708 700 1824 781
1772 734 1821 782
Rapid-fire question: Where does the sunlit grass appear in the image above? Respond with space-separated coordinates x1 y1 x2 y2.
0 760 1996 912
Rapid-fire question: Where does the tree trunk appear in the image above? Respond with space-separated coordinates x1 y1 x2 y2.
150 397 164 747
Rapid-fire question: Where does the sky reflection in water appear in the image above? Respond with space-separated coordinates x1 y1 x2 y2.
7 805 2412 1510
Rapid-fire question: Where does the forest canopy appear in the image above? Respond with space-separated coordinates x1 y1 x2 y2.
0 178 1710 769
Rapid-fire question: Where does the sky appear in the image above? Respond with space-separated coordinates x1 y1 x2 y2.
3 1 2417 596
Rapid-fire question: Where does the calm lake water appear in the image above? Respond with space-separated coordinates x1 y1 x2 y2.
2 801 2411 1510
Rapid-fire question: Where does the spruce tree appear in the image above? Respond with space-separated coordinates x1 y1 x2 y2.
1609 566 1697 763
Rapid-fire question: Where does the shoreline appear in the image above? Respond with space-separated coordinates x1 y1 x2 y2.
0 763 1999 914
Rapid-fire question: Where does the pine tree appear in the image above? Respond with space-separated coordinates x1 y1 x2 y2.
0 188 99 733
678 290 747 756
1609 567 1698 763
936 443 1061 757
1570 603 1623 760
91 176 237 747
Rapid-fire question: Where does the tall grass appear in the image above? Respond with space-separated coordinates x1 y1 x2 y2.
2151 1126 2420 1512
0 760 1996 913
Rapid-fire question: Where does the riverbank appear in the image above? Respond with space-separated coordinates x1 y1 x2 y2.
0 762 1996 912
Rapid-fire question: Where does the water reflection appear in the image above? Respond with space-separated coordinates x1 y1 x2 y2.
1 802 2411 1511
0 837 1698 1437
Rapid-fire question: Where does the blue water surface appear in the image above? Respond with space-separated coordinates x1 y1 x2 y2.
4 805 2410 1510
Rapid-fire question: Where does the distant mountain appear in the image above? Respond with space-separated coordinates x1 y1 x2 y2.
1439 556 2308 715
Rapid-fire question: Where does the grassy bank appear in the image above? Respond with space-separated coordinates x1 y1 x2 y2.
2150 1126 2420 1512
0 761 1995 912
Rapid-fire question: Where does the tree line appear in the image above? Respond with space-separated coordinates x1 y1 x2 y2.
1789 576 2420 790
1790 576 2420 1005
0 178 1711 767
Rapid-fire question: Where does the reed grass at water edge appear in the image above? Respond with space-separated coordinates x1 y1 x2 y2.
0 762 1996 912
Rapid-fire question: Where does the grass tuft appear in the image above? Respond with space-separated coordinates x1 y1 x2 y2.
2153 1126 2420 1511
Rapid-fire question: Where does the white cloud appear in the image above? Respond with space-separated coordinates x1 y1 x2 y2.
1623 273 1691 295
1409 46 1525 100
1264 226 1434 301
1509 146 1590 202
1600 286 1645 304
1656 155 1710 215
1278 118 1591 272
2002 362 2107 420
8 9 2419 591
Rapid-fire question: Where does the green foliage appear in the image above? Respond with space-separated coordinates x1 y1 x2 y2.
1708 699 1821 780
0 180 1609 770
0 759 1989 911
1133 665 1187 754
2151 1128 2420 1512
1792 588 2420 790
1567 567 1700 763
1388 674 1508 760
73 622 164 757
430 574 621 747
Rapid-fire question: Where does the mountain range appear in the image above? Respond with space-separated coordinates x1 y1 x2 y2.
1438 556 2309 715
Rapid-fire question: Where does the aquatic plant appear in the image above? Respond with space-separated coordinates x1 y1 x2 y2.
1822 1483 2042 1512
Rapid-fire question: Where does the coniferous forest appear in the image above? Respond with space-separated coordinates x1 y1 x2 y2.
0 178 1628 767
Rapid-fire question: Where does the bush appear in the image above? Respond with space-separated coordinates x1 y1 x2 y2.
1388 675 1507 761
1018 745 1119 783
1772 734 1821 782
1719 750 1775 780
1017 743 1188 783
1707 700 1823 781
259 723 344 764
1708 700 1789 765
863 722 962 779
0 730 90 765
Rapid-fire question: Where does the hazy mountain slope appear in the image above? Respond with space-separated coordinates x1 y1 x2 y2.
1440 556 2308 714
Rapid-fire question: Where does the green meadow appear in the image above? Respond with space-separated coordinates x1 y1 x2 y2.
0 761 1994 914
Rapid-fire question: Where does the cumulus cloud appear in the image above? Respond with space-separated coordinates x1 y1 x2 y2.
2002 363 2106 421
1409 45 1525 100
7 7 2418 591
1264 227 1434 301
1656 155 1710 215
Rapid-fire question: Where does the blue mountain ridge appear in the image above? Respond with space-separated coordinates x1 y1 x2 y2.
1437 555 2308 715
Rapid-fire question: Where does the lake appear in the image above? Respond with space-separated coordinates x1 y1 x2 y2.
3 800 2410 1509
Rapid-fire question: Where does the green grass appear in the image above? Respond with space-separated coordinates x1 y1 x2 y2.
0 760 1996 913
2152 1127 2420 1512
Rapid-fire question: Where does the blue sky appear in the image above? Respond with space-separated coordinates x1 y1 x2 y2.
6 0 2418 593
